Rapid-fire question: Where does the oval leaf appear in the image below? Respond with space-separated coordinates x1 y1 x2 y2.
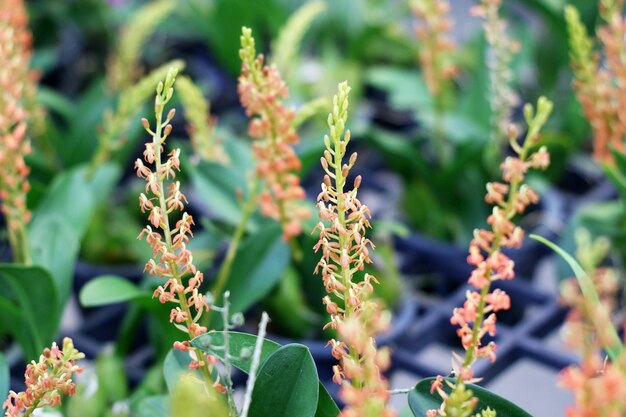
79 275 146 307
248 344 319 417
192 331 280 373
408 377 534 417
191 333 339 417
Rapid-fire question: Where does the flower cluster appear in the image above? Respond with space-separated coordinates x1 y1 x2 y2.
471 0 520 146
135 69 220 389
558 235 626 417
428 98 553 416
566 3 626 164
3 338 84 417
0 0 37 264
313 82 394 417
238 27 309 240
410 0 458 99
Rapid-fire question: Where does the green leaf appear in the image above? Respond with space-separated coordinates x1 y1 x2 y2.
192 331 281 373
163 349 201 393
408 377 534 417
187 159 249 227
225 222 290 314
38 87 76 121
29 214 79 307
135 395 169 417
63 79 113 167
314 385 341 417
248 344 319 417
191 332 340 417
364 128 423 176
32 164 120 237
79 275 147 307
0 352 8 400
530 234 624 360
364 66 432 111
29 163 121 304
0 264 58 360
95 352 128 402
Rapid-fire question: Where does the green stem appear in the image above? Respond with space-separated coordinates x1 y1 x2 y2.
8 219 31 265
207 178 260 324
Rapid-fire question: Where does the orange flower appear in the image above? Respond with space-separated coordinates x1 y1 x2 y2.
3 338 84 417
238 27 309 240
314 82 395 417
0 0 37 264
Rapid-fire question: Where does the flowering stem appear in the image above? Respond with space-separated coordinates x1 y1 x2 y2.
461 127 529 370
431 99 553 417
314 82 393 415
150 87 214 388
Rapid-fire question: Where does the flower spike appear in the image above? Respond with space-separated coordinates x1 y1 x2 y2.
314 82 395 417
428 98 553 416
135 68 226 393
238 27 310 240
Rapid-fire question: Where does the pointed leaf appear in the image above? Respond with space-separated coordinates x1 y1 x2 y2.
248 344 319 417
408 377 534 417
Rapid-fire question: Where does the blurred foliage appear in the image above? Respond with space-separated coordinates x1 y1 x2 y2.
2 2 619 414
